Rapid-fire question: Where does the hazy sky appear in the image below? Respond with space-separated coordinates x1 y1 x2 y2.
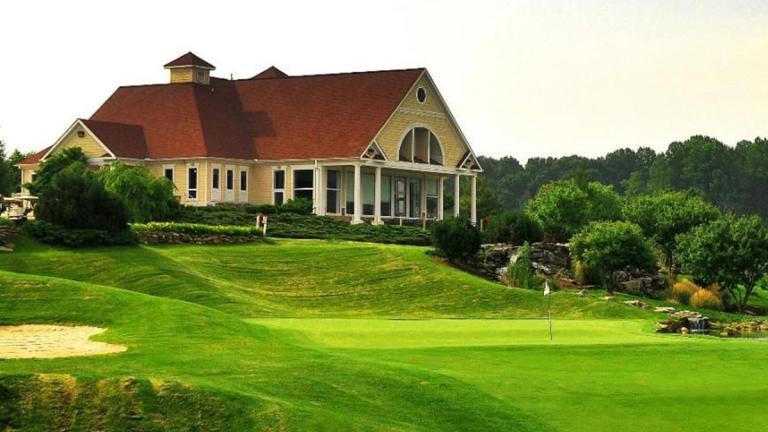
1 0 766 162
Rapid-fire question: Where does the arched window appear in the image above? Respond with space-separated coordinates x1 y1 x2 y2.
398 127 443 165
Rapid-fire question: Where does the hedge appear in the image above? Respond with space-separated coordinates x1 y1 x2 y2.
131 222 264 237
25 220 137 248
267 214 430 245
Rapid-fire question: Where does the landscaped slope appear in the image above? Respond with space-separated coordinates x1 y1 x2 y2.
0 271 547 431
0 236 654 319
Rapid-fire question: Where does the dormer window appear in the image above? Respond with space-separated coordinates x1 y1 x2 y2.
398 127 443 165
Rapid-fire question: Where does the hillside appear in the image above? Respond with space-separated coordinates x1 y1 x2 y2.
1 238 767 431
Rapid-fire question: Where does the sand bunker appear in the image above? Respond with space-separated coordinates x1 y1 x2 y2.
0 325 126 359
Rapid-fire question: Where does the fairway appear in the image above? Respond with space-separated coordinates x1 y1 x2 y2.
1 237 767 430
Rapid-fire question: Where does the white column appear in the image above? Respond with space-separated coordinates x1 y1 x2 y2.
374 166 382 225
471 174 477 225
421 174 427 220
453 173 461 217
437 176 445 220
353 164 363 224
315 165 326 215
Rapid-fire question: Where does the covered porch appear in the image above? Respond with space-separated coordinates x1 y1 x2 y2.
284 163 477 225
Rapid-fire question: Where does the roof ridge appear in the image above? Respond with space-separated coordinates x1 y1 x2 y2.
235 67 426 82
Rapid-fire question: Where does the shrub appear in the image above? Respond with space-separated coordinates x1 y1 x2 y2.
36 163 129 232
25 221 137 248
570 221 656 292
269 213 430 245
623 192 721 271
483 211 543 245
98 162 179 222
25 147 88 196
671 280 701 305
431 217 482 261
525 180 621 241
0 218 13 227
132 222 263 237
278 198 313 215
690 289 723 310
506 242 541 289
677 214 768 311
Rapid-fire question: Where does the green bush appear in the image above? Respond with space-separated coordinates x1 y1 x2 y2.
36 163 129 233
570 221 656 293
0 218 13 227
506 242 541 289
25 221 137 248
175 206 256 226
483 211 543 245
431 217 482 261
268 213 430 245
525 180 622 242
132 222 263 237
25 147 88 196
277 198 313 215
98 162 179 222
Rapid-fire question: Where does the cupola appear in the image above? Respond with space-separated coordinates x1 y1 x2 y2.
164 52 215 84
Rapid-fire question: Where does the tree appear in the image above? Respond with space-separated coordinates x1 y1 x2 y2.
98 162 178 222
0 140 13 196
431 217 482 262
677 215 768 312
483 211 542 245
525 180 621 241
26 147 88 196
36 162 128 232
623 192 720 272
570 221 657 293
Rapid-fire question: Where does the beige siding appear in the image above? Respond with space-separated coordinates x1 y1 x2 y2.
52 124 111 159
375 75 469 168
250 164 273 204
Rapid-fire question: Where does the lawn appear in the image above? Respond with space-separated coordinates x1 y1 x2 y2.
1 236 766 430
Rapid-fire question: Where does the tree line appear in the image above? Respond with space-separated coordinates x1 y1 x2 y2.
477 135 768 220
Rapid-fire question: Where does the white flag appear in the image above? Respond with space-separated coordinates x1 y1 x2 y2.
543 281 551 296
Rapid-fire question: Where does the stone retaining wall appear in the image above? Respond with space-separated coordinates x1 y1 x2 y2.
138 231 262 245
0 225 20 252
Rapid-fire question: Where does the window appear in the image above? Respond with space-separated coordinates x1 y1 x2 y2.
326 170 341 214
273 170 285 205
293 169 314 200
416 87 427 104
226 169 234 190
362 173 375 216
408 178 421 218
212 168 220 189
426 178 439 218
345 170 354 215
164 168 174 182
380 175 392 217
240 170 248 191
398 127 442 165
187 167 198 200
394 177 406 217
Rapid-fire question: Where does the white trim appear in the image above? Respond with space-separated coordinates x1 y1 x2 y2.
186 163 199 201
41 119 117 161
211 164 222 202
164 65 215 71
360 140 389 161
162 164 175 183
238 166 249 203
421 70 484 172
416 86 427 104
395 124 446 167
272 167 286 205
225 165 235 202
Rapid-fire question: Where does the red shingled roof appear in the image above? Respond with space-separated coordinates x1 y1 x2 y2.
252 66 288 79
164 52 215 70
85 68 424 161
18 146 51 165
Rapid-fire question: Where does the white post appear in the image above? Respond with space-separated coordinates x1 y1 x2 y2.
437 176 445 220
353 164 362 224
315 165 326 216
421 174 427 220
453 173 461 217
374 166 382 225
471 174 477 225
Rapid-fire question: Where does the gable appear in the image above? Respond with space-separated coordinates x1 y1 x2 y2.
374 72 477 170
45 120 114 161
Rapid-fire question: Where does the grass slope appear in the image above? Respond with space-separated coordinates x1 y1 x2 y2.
1 236 767 430
0 235 654 319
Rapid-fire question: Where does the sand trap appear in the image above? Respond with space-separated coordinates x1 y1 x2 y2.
0 325 126 359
